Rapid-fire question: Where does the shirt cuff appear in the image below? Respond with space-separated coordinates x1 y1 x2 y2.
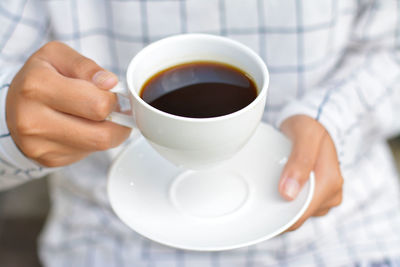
274 96 342 160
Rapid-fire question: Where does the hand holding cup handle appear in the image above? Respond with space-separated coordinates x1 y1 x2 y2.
6 41 131 167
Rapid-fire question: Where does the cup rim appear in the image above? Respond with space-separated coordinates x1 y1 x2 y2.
126 33 269 123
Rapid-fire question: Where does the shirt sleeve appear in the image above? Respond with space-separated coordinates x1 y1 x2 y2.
0 0 55 191
275 0 400 168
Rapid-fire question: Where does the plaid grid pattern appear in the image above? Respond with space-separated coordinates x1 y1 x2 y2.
0 0 400 266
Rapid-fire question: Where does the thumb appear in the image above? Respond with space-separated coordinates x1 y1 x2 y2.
278 116 325 200
37 41 118 89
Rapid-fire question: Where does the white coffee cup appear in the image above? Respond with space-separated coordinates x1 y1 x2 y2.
107 34 269 169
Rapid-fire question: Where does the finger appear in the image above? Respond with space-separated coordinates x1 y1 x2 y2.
279 116 326 200
37 151 90 167
312 134 343 209
36 41 118 89
285 134 342 232
31 68 117 121
51 114 131 151
16 136 90 167
27 106 131 151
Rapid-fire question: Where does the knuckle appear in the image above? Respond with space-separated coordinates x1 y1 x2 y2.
15 117 35 136
13 112 43 139
20 74 38 98
19 68 47 99
37 156 63 168
92 94 114 121
23 149 38 161
19 140 41 160
25 55 38 66
72 56 97 77
38 41 62 55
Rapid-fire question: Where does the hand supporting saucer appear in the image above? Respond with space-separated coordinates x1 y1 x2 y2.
107 122 314 251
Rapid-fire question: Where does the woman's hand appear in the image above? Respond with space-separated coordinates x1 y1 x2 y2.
6 41 131 167
279 115 344 231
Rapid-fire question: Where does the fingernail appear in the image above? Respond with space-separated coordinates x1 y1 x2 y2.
92 70 118 88
283 178 300 200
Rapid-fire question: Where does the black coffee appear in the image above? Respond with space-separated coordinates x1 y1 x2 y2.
140 61 258 118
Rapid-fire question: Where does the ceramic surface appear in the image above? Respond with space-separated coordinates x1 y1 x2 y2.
108 122 314 251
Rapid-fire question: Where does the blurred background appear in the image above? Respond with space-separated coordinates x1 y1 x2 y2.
0 138 400 267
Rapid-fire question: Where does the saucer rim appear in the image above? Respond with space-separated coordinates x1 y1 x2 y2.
107 124 315 251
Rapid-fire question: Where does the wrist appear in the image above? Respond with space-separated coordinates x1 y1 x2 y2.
280 115 327 141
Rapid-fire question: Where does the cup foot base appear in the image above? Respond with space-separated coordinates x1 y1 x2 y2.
169 170 249 219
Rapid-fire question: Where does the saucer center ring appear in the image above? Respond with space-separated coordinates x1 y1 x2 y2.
169 170 250 218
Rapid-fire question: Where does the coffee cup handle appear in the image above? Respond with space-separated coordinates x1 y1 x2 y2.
106 82 136 128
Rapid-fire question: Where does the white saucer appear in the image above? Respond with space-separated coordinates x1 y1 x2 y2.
107 122 314 251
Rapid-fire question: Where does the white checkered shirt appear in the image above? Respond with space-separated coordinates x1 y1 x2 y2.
0 0 400 266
